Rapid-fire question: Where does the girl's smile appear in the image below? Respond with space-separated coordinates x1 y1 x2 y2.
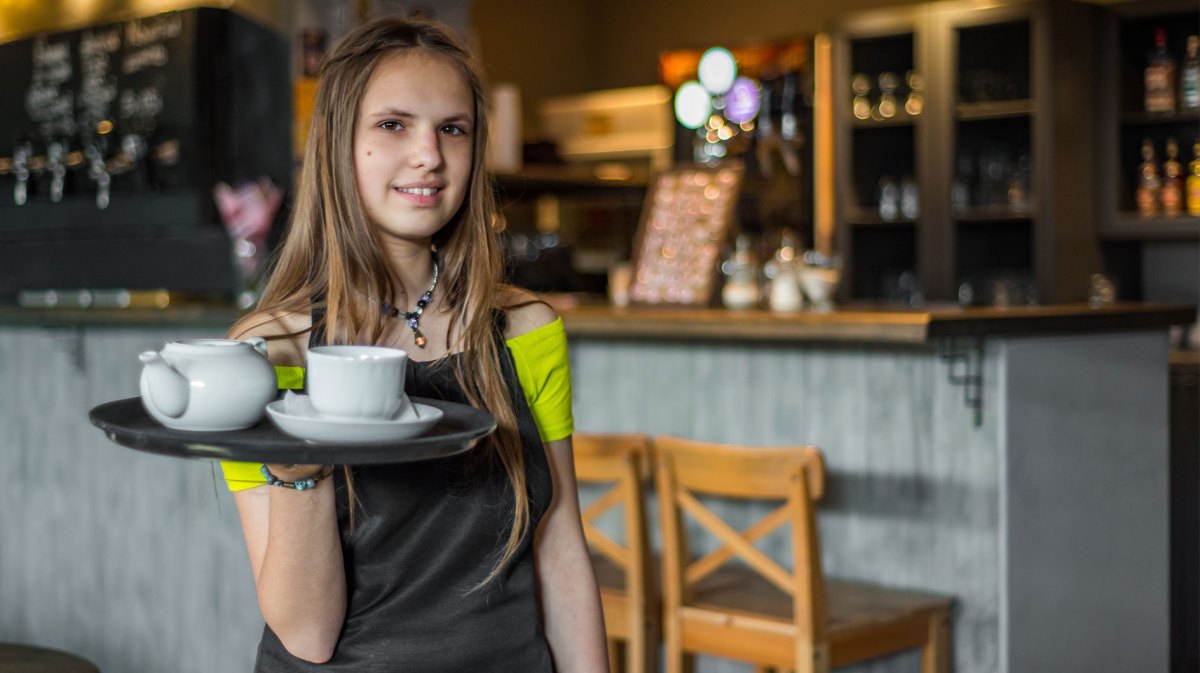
392 181 446 206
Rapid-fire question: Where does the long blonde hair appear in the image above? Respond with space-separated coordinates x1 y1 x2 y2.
234 17 529 586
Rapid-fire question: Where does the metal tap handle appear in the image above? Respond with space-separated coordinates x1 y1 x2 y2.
12 142 30 206
95 170 110 209
85 142 110 209
47 139 65 203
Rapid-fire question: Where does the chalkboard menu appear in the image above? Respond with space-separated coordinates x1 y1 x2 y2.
629 165 743 306
0 8 291 301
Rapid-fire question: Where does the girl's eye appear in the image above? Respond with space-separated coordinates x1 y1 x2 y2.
441 124 468 136
379 120 403 131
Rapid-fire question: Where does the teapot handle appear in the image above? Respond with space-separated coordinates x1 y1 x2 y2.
245 336 269 357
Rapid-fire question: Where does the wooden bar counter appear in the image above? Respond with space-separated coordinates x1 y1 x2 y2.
560 302 1192 673
560 301 1194 342
0 301 1192 673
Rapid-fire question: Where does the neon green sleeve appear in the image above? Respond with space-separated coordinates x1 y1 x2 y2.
219 366 304 492
506 317 574 443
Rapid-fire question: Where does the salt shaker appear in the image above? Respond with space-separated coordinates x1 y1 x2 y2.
721 234 760 310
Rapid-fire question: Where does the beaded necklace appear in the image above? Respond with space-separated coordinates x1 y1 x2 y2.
378 253 439 348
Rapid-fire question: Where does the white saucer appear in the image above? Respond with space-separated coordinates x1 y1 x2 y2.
266 398 444 444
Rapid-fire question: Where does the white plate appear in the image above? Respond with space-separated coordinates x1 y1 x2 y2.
266 400 444 444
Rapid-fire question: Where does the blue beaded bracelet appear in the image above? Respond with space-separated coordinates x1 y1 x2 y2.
260 464 332 491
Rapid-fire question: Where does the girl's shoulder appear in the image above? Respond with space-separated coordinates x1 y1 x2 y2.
227 307 312 367
498 287 559 341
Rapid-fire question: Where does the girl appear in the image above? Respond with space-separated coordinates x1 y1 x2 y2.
219 17 608 672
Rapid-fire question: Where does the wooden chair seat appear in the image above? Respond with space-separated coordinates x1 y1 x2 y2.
593 551 636 638
682 565 953 668
654 435 952 673
591 550 627 591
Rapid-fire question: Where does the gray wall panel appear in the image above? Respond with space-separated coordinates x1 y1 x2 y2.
0 325 261 673
1004 332 1170 673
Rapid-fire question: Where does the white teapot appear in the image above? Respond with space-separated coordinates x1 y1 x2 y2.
139 338 277 431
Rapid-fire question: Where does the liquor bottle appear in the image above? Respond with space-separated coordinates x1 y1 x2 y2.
1145 28 1177 114
851 73 872 120
876 71 899 120
1161 137 1184 216
1136 138 1160 217
878 175 899 221
1187 139 1200 216
904 70 924 116
1181 35 1200 111
900 175 919 219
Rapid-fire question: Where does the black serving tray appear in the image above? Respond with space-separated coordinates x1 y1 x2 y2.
88 396 496 464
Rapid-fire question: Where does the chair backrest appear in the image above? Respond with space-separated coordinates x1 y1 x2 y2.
653 435 828 643
572 433 655 613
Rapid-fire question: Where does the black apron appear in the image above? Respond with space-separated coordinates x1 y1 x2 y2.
253 311 555 672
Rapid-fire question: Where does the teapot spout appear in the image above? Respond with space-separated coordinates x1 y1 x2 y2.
139 351 189 418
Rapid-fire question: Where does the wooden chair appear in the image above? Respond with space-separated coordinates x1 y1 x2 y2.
574 433 658 673
653 436 952 673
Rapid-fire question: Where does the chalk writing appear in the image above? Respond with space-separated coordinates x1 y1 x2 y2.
26 35 74 136
124 14 183 48
79 27 121 131
122 44 169 75
119 87 162 120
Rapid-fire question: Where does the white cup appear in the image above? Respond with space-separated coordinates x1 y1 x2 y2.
306 345 408 420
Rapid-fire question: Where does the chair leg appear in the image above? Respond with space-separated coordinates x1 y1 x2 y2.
663 620 683 673
608 639 621 673
643 619 660 673
628 617 645 673
921 611 951 673
792 640 832 673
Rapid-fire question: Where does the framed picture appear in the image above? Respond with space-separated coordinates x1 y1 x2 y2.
628 164 743 307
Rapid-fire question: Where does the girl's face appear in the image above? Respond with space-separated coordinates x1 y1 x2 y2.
354 51 475 244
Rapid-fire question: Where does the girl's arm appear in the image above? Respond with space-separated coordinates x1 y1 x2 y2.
233 473 346 663
229 314 348 663
535 435 610 673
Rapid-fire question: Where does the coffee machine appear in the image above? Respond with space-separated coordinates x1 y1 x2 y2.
0 7 291 304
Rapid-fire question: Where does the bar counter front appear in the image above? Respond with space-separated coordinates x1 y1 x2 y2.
0 301 1189 673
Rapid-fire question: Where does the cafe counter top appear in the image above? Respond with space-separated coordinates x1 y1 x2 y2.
560 301 1194 343
0 302 241 328
2 301 1192 343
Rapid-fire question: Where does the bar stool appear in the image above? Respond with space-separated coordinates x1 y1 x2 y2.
0 643 100 673
653 436 953 673
574 433 658 673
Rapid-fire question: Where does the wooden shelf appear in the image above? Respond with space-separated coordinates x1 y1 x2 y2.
952 206 1035 222
956 99 1035 120
844 208 917 226
850 113 920 128
493 166 649 193
1119 111 1200 126
1100 214 1200 241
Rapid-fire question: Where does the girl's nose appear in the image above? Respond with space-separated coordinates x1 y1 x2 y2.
409 130 443 170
